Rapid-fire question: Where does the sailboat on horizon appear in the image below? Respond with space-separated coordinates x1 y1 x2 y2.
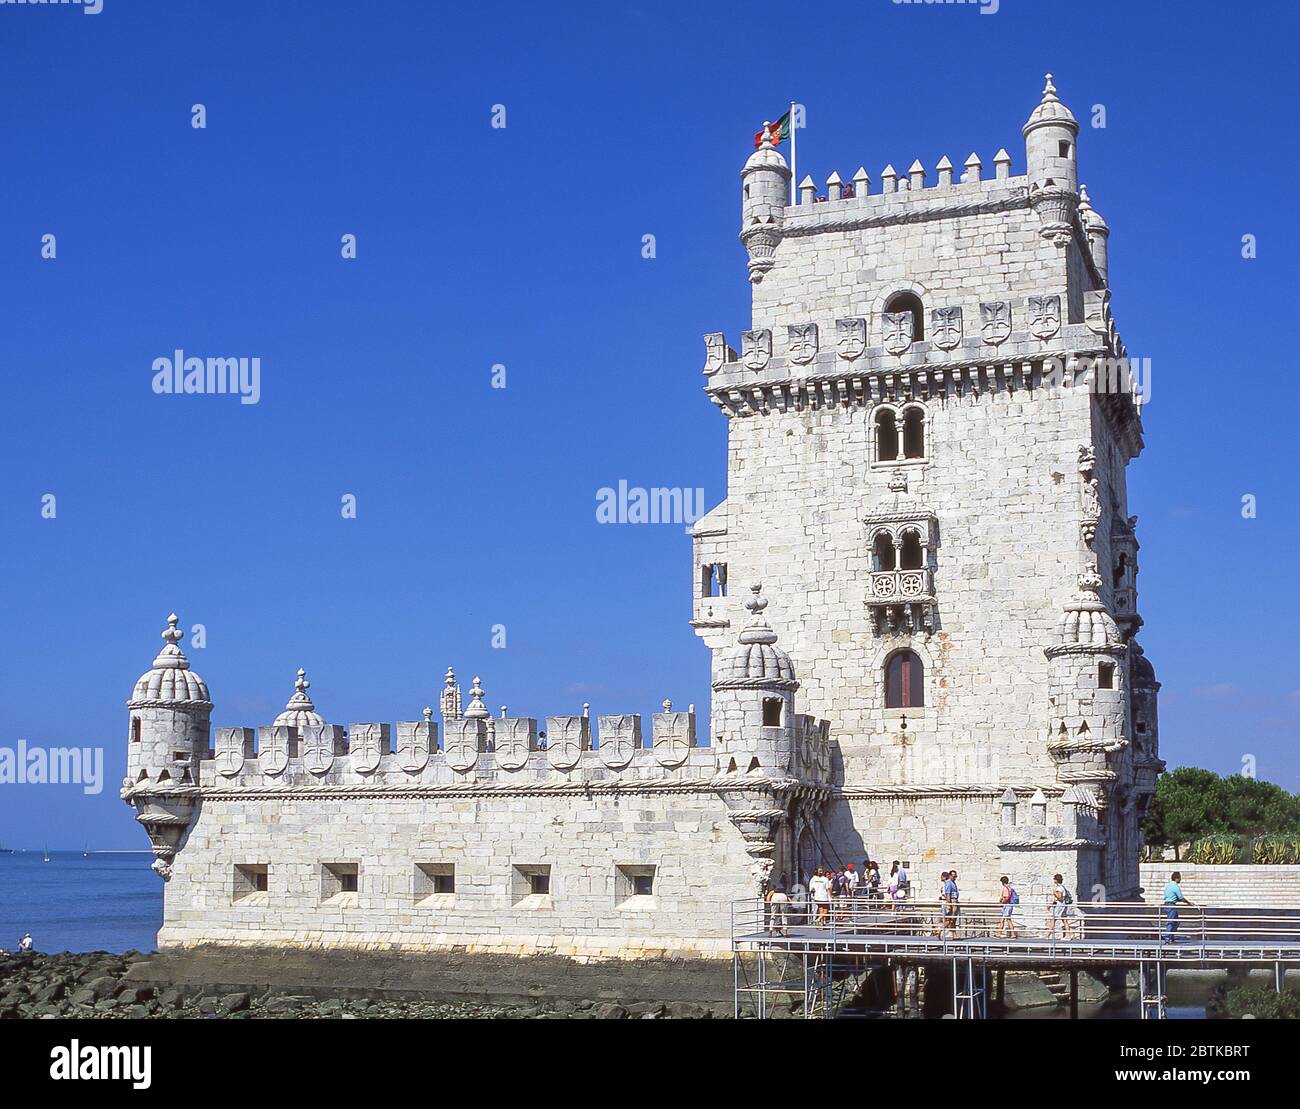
42 845 50 863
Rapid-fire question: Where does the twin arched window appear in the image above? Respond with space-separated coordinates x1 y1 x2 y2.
885 650 924 708
875 406 926 462
871 529 924 572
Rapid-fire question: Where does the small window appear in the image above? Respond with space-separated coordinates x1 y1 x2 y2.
233 864 268 901
321 862 359 901
1098 662 1115 689
885 651 924 709
512 864 552 903
875 409 899 462
415 863 455 900
131 717 141 743
616 864 656 904
762 697 783 727
1058 141 1071 158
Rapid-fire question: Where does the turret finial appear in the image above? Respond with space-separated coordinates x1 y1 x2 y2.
464 675 488 719
1042 73 1057 100
151 613 190 669
739 583 779 646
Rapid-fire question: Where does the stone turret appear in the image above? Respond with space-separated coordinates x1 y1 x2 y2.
1078 183 1110 285
126 613 211 787
123 613 211 880
1045 570 1128 792
1023 73 1079 245
740 126 790 283
712 583 798 777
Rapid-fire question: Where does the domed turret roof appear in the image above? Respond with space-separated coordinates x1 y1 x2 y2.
1129 642 1158 687
1078 184 1109 231
272 668 326 729
1053 571 1121 649
129 614 211 706
715 584 798 686
744 126 789 172
1023 73 1078 135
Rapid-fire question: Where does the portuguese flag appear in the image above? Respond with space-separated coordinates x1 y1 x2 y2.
754 110 792 148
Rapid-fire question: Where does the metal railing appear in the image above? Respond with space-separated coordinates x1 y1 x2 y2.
733 897 1300 963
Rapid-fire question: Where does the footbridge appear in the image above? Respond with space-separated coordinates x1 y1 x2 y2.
731 899 1300 1019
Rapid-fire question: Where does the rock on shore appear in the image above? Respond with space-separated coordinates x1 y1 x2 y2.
0 952 727 1019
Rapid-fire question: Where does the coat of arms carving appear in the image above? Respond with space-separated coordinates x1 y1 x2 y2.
546 716 588 771
980 301 1012 345
931 306 963 350
495 717 536 771
396 720 433 773
443 719 481 771
301 724 341 775
349 722 387 775
835 317 867 361
1028 294 1061 340
786 323 818 365
214 727 252 778
741 329 771 372
882 311 914 356
652 708 695 768
703 332 729 376
597 714 641 769
258 725 297 777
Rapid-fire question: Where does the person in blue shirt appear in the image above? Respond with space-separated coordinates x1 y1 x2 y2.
1162 872 1192 944
941 869 961 939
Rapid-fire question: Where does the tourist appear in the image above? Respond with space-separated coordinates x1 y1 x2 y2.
896 859 910 902
1048 873 1075 940
844 862 859 897
767 883 790 937
941 869 960 939
1163 871 1192 944
867 861 882 907
809 866 832 925
997 876 1019 939
17 932 33 954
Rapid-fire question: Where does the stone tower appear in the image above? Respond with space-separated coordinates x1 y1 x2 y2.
693 76 1161 902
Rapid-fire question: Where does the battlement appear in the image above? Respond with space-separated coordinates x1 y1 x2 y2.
790 148 1021 218
123 696 835 798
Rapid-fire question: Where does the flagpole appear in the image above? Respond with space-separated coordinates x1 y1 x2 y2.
789 100 797 205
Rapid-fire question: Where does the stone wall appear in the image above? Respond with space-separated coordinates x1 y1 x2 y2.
1139 864 1300 909
158 770 759 957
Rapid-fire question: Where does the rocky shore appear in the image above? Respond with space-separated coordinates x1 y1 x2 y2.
0 952 728 1019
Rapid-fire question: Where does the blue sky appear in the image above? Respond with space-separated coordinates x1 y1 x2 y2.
0 0 1297 847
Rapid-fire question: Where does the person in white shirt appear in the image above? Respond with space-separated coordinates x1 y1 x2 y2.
808 867 832 925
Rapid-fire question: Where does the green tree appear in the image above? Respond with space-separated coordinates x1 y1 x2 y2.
1143 768 1300 851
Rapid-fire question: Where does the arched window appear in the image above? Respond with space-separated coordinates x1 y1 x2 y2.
883 291 925 340
872 532 896 571
899 531 923 571
875 408 899 462
902 407 925 459
885 650 924 708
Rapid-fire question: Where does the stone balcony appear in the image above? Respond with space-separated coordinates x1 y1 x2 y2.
866 569 935 634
